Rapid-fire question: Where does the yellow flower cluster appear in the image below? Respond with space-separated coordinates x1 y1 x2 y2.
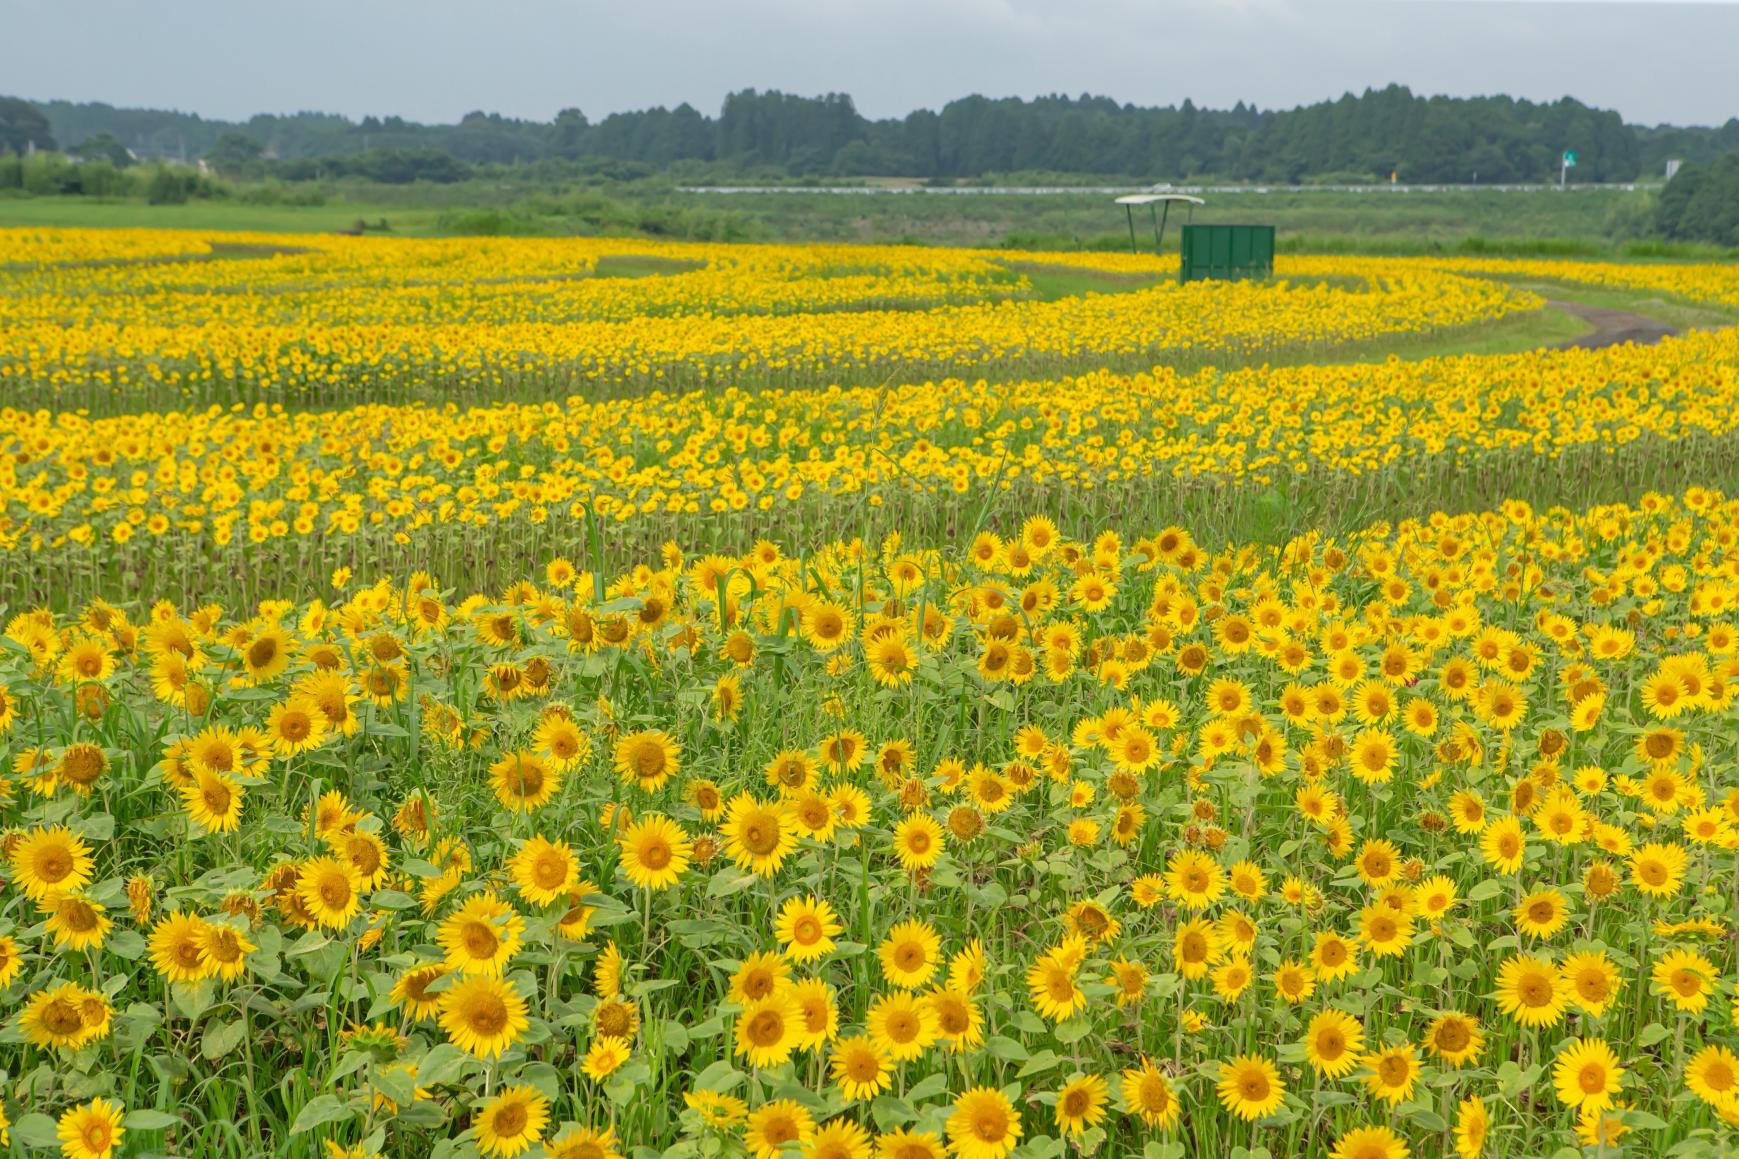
1440 256 1739 310
6 321 1739 583
0 230 1534 410
2 488 1736 1156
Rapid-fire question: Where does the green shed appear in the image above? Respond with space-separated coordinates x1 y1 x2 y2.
1179 224 1275 283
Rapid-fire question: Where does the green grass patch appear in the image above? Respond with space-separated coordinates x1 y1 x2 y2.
0 195 447 235
591 254 707 279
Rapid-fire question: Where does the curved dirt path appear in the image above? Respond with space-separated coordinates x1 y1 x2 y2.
1548 298 1678 350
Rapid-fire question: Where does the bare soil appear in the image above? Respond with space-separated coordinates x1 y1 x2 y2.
1548 299 1678 350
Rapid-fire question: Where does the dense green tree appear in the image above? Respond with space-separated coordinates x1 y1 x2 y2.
0 95 55 153
206 131 264 173
1656 156 1739 246
8 86 1737 183
71 131 132 167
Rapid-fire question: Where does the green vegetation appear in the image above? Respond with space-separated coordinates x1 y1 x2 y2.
1655 154 1739 246
17 84 1724 182
9 178 1732 261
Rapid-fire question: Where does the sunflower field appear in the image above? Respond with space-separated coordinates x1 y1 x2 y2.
1 227 1738 1159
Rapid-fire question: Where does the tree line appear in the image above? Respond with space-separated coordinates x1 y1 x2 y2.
5 86 1736 184
1655 156 1739 246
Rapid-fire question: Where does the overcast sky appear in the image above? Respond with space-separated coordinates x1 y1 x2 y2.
11 0 1739 127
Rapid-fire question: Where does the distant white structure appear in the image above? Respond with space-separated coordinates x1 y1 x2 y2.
1114 193 1205 253
1665 159 1683 180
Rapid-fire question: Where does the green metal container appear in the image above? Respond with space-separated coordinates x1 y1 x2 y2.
1179 224 1275 283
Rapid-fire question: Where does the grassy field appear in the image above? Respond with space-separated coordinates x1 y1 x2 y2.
0 195 448 235
11 183 1737 259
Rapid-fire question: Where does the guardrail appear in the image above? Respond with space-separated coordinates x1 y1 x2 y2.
678 183 1664 195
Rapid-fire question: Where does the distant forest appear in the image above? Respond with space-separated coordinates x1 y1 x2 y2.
8 85 1739 184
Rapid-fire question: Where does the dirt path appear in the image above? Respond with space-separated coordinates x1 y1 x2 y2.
1548 299 1678 350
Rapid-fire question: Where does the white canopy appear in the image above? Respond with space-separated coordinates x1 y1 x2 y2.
1113 193 1205 206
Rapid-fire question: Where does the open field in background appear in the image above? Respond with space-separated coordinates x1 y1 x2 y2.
5 184 1739 259
1 225 1739 1159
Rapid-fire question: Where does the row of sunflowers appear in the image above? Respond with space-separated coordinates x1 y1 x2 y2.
0 229 1548 411
6 320 1739 607
0 484 1737 1157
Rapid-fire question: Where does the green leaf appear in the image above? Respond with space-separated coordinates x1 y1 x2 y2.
77 812 116 841
373 1066 419 1109
1016 1050 1061 1078
12 1113 63 1147
415 1044 471 1086
122 1110 182 1131
707 870 760 898
906 1073 950 1102
1052 1017 1092 1044
1467 879 1505 902
690 1060 744 1092
290 1094 354 1134
1407 1108 1447 1132
201 1018 247 1060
